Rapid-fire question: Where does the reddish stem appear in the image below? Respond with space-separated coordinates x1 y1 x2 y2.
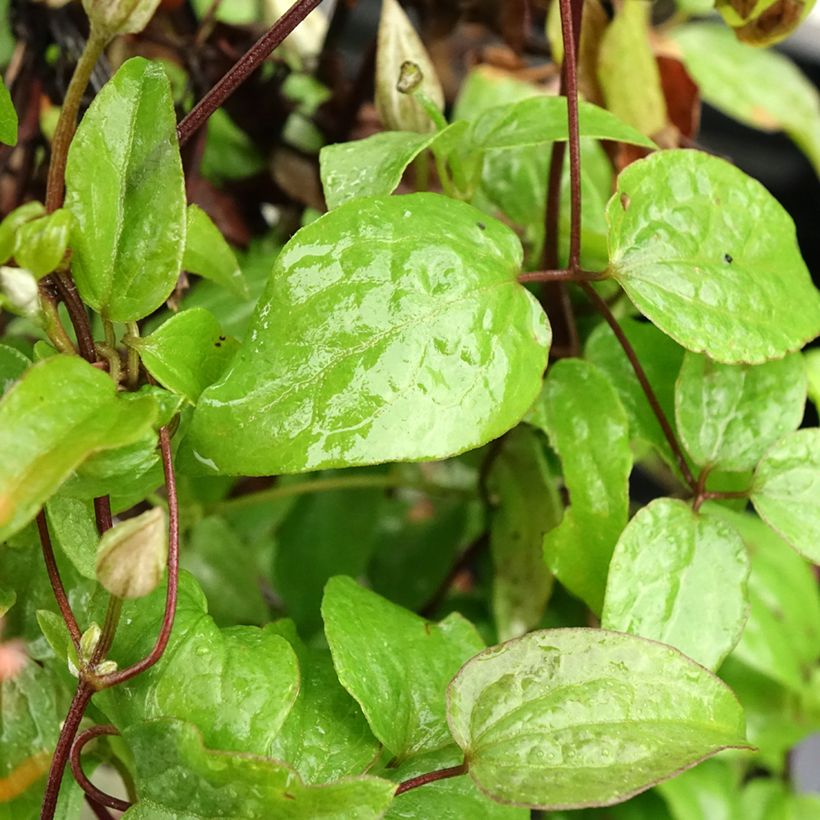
176 0 324 147
36 512 82 651
70 726 131 813
519 268 606 284
395 762 468 796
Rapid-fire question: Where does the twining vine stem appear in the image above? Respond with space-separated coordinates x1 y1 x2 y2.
70 726 131 813
395 761 469 796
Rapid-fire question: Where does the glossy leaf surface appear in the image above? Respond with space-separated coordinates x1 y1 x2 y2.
608 150 820 363
528 359 632 613
488 426 559 641
96 573 299 755
44 496 97 580
675 352 806 472
0 356 157 542
673 24 820 174
65 57 186 321
469 95 656 150
322 576 483 758
446 629 749 809
189 194 550 475
751 429 820 562
13 210 71 278
602 498 749 670
122 719 395 819
0 76 15 146
183 205 247 297
128 308 238 404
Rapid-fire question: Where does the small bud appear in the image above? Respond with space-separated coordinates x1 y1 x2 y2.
96 507 167 600
79 623 101 661
0 266 39 320
94 659 118 676
82 0 162 38
376 0 444 133
67 654 79 679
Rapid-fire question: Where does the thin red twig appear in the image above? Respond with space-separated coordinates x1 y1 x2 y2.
519 268 606 284
70 726 131 813
395 762 468 796
176 0 324 147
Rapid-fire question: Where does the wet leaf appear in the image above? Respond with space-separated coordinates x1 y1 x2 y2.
608 150 820 363
0 76 15 146
183 205 247 298
675 352 806 472
65 57 186 321
0 356 157 542
322 575 484 758
488 426 560 641
13 210 71 279
751 429 820 563
44 496 97 580
527 359 632 613
602 498 750 670
189 194 550 475
128 308 238 404
446 629 749 809
673 24 820 174
122 718 395 819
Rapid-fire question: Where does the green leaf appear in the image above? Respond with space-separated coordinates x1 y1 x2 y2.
96 572 299 755
201 108 265 185
267 622 380 784
0 76 16 146
0 343 30 395
44 495 97 580
602 498 750 670
0 202 45 264
675 352 806 472
656 758 741 820
446 629 749 810
127 308 238 404
807 349 820 408
0 356 157 542
585 318 685 468
488 426 559 641
13 210 72 278
469 95 657 150
189 194 550 475
183 205 247 298
322 575 484 759
527 359 632 613
320 130 439 210
382 746 527 820
598 0 666 136
608 149 820 364
122 718 396 819
65 57 186 321
672 24 820 175
751 429 820 563
706 505 820 692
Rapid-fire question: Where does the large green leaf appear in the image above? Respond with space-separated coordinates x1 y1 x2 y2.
672 24 820 175
751 429 820 563
488 426 559 641
0 356 157 542
527 359 632 613
267 621 380 785
468 96 656 150
602 498 749 670
189 194 550 475
122 719 395 819
64 57 186 321
322 576 484 759
95 573 299 756
182 205 247 298
127 308 238 404
608 150 820 364
446 629 749 809
707 505 820 692
0 76 16 146
585 318 685 468
676 352 806 472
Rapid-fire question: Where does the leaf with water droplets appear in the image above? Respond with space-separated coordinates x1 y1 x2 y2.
322 575 484 759
751 429 820 563
122 718 396 819
527 359 632 613
675 352 806 472
446 629 750 810
608 150 820 364
602 498 750 670
188 194 550 475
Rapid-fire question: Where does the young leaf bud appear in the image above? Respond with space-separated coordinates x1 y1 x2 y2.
376 0 444 133
96 507 167 600
79 622 101 661
82 0 162 38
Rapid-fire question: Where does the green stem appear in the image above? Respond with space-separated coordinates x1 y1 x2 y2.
210 473 474 514
125 321 140 389
40 293 77 354
94 343 122 386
